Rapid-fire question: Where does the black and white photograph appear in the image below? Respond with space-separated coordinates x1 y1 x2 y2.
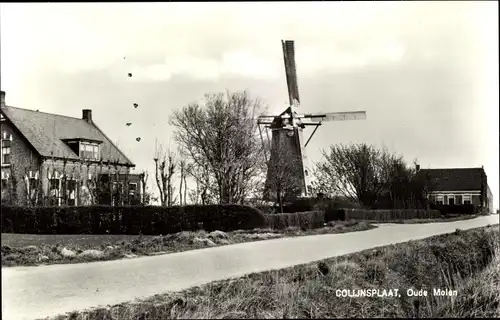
1 2 499 319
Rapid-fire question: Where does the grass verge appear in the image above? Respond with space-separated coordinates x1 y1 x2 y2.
369 214 479 224
1 220 375 267
45 225 499 319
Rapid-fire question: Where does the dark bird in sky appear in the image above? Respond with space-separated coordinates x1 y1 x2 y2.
136 137 141 142
128 73 132 77
126 123 132 126
123 56 126 59
133 103 138 108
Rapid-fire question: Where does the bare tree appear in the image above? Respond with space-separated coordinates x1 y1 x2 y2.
182 161 210 205
83 160 105 205
178 159 189 206
154 142 177 206
3 153 43 206
314 143 386 207
188 189 198 205
183 164 188 205
3 162 20 205
264 139 303 213
139 170 150 205
169 90 266 204
315 143 436 209
167 152 177 206
380 157 436 209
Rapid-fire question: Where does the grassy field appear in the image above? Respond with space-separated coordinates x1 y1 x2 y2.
44 225 500 319
1 220 375 267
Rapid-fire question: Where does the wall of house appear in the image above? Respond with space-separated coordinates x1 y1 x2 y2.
472 194 481 206
1 118 42 205
429 191 481 206
487 186 493 213
39 159 137 205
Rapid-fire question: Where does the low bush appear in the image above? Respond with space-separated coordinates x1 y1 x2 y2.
0 204 266 235
265 211 325 230
345 209 441 221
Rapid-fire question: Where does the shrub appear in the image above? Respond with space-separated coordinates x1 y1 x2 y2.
343 209 441 221
265 211 325 230
0 204 266 235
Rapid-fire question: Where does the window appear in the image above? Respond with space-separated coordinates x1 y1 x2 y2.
1 175 8 190
1 132 12 165
112 181 121 193
28 171 39 202
112 181 123 206
304 170 309 177
448 195 455 205
50 178 60 192
65 179 77 206
79 142 100 160
49 178 60 205
463 194 472 205
1 171 11 203
1 146 10 165
129 182 137 195
436 195 444 205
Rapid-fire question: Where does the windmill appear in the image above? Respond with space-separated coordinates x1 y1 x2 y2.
258 40 367 200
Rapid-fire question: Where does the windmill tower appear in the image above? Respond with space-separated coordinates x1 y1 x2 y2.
258 40 367 201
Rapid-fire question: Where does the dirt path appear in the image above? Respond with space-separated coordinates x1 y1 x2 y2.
2 215 498 320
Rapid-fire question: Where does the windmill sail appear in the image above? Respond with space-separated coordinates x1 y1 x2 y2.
282 40 300 106
262 40 367 202
306 111 367 122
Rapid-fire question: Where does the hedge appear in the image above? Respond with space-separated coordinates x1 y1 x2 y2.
343 209 442 221
256 197 362 215
264 211 325 230
0 204 266 235
430 203 477 215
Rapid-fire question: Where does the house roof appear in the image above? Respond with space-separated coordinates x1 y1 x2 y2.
418 168 485 192
1 106 134 166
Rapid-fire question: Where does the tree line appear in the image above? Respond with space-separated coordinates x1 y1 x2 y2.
1 90 436 210
162 90 435 211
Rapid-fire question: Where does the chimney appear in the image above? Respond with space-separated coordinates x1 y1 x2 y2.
82 109 92 123
1 91 5 108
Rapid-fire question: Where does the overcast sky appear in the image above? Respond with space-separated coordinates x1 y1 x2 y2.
1 2 498 210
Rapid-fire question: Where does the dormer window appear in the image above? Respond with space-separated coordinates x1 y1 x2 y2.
79 142 100 160
61 138 103 160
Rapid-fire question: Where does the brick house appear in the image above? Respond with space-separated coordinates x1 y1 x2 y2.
1 90 143 206
419 166 493 214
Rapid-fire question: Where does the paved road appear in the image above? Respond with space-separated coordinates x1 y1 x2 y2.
2 215 498 320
